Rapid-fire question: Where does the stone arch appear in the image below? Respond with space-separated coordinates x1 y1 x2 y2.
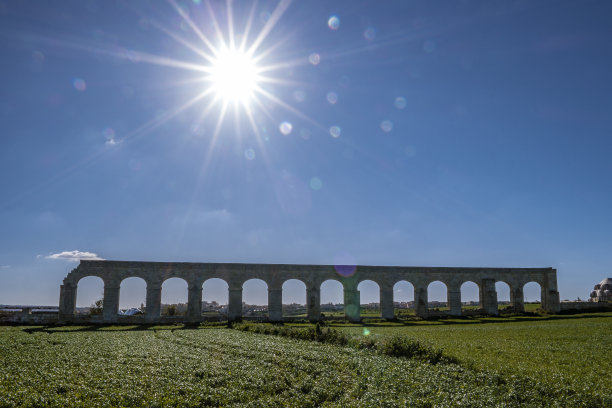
202 278 228 317
495 281 512 311
427 280 448 313
357 280 380 317
119 276 147 311
161 277 188 316
523 281 542 310
242 278 268 318
320 279 344 316
75 276 105 316
393 280 415 318
460 280 480 313
282 279 306 318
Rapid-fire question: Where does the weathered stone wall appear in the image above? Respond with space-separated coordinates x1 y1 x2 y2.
0 309 59 325
559 301 612 312
58 260 560 323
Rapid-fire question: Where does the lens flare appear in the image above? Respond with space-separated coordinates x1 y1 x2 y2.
309 177 322 190
328 15 340 30
326 92 338 104
279 121 293 135
380 120 393 132
72 78 87 91
244 148 255 160
308 53 321 65
329 126 341 138
395 96 407 110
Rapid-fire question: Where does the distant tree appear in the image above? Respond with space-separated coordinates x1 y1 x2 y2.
89 298 103 315
167 304 176 316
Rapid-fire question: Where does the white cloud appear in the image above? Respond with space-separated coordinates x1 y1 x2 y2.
45 250 104 262
0 265 10 269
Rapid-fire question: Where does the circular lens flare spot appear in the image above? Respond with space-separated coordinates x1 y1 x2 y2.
310 177 322 190
380 120 393 132
209 47 259 104
364 26 376 41
329 126 341 138
326 92 338 104
333 252 356 277
279 121 293 135
308 53 321 65
395 96 407 110
72 78 87 91
328 15 340 30
244 148 255 160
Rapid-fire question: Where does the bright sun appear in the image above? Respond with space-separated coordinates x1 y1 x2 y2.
208 47 260 105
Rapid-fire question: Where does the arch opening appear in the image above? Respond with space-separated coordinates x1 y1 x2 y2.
242 279 268 318
358 280 380 317
202 278 228 317
496 281 511 311
161 277 188 316
76 276 104 316
427 280 448 313
460 281 480 313
320 279 343 317
523 281 542 311
119 277 146 316
282 279 306 318
393 280 415 318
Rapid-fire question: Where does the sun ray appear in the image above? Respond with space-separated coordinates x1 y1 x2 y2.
149 18 213 62
205 0 227 51
227 0 235 49
168 0 217 54
255 86 325 130
239 1 258 51
247 0 292 56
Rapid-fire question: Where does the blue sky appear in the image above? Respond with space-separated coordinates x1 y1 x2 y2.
1 0 611 307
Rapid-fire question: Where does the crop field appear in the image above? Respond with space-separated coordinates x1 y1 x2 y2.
0 313 609 407
335 312 612 403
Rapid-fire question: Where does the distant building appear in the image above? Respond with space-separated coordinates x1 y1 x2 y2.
590 278 612 302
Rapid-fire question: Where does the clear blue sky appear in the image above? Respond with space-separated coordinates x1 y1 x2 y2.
1 0 611 307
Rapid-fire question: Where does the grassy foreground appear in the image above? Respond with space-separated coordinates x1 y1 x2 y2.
0 314 609 407
335 312 612 403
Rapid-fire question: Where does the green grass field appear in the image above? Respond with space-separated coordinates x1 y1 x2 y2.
0 312 609 407
334 312 612 403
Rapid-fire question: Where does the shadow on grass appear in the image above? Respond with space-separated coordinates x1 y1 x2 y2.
18 310 611 334
21 322 223 334
326 311 612 329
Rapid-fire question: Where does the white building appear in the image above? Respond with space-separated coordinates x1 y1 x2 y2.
589 278 612 302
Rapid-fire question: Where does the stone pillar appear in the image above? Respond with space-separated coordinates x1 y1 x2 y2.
344 288 360 322
59 283 77 323
268 286 283 322
511 286 525 313
187 283 202 323
448 287 462 316
481 279 498 316
228 286 243 321
414 285 428 318
542 270 560 313
543 289 560 313
306 285 321 322
102 283 120 323
380 284 395 320
145 283 162 323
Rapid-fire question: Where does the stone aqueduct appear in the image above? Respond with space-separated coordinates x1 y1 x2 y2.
59 260 561 323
